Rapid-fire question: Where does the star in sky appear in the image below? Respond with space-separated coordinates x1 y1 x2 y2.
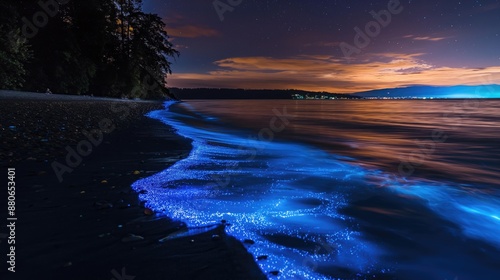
143 0 500 93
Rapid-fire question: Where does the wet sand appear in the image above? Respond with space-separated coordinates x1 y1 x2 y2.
0 91 266 280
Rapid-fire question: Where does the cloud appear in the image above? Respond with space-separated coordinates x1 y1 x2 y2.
173 44 189 50
166 25 220 38
167 53 500 93
477 2 500 13
163 14 220 38
304 41 342 47
404 35 449 41
413 36 447 41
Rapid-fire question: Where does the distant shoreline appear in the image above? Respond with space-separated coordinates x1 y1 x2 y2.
3 88 498 101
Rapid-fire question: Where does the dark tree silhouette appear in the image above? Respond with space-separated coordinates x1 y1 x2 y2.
0 0 178 99
0 1 31 89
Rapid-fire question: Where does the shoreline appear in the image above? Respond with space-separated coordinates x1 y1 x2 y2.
0 92 266 279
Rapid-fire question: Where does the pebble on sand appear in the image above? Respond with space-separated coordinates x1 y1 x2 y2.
144 208 154 215
121 234 144 243
211 234 221 241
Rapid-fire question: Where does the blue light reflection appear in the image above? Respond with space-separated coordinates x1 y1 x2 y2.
132 102 500 279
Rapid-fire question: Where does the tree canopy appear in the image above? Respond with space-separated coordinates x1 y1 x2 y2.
0 1 31 90
0 0 179 99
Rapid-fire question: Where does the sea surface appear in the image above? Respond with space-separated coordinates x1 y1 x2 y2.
132 100 500 280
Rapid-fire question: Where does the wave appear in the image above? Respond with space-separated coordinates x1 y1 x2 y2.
132 101 500 279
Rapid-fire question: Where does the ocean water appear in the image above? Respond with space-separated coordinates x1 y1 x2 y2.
132 100 500 280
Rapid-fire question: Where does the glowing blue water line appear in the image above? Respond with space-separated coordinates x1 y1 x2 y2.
132 101 500 279
384 179 500 247
132 102 388 279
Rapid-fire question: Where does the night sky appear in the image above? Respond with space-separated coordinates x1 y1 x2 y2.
143 0 500 93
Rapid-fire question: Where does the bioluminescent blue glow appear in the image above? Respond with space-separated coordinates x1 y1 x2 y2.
385 180 500 247
132 101 500 279
446 92 500 99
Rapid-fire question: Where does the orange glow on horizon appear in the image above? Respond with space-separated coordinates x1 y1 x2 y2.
167 53 500 93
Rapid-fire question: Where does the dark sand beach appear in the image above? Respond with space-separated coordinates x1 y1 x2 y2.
0 91 266 280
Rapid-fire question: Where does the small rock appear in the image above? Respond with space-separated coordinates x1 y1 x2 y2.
121 234 144 243
144 208 154 216
94 201 113 210
133 170 141 175
101 180 108 184
269 270 280 276
243 239 255 245
257 255 268 261
211 234 221 241
98 233 111 238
